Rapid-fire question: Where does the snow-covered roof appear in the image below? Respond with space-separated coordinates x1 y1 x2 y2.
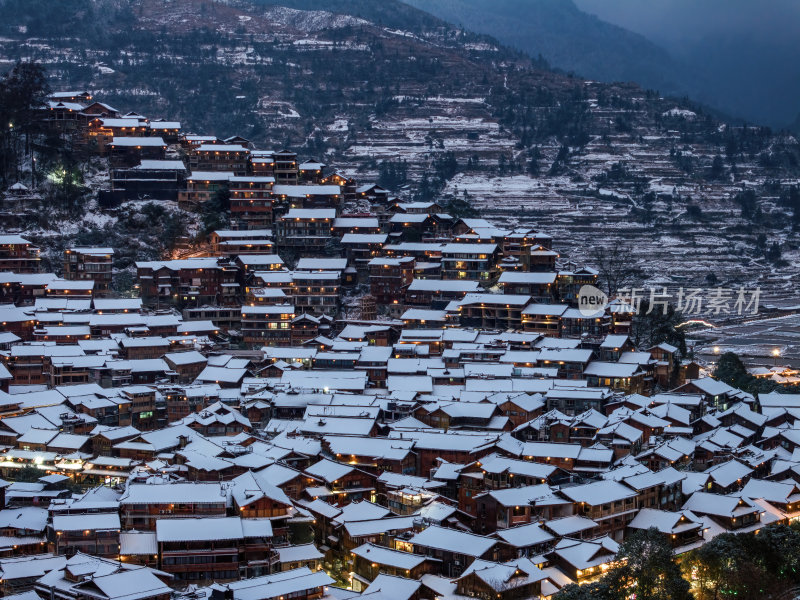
277 543 323 563
53 512 120 532
225 567 334 600
494 522 554 548
196 144 249 152
156 516 271 542
109 136 166 147
120 482 227 505
559 480 638 505
119 531 157 556
351 542 427 569
408 525 496 557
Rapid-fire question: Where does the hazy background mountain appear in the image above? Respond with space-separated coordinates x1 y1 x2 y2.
576 0 800 129
400 0 691 93
400 0 800 130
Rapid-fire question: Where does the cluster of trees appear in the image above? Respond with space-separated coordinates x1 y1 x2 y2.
712 351 781 394
556 523 800 600
593 242 644 297
548 144 571 176
440 190 478 219
415 152 459 201
0 61 50 186
779 185 800 230
554 528 691 600
594 161 633 184
526 146 541 175
735 189 760 221
593 241 687 375
490 83 591 151
0 61 94 212
684 523 800 599
759 148 800 171
670 148 695 175
756 233 783 263
711 124 776 164
630 299 688 361
200 187 231 238
377 159 408 190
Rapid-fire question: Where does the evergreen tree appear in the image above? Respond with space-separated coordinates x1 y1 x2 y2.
630 300 687 360
527 146 540 175
735 189 759 221
442 193 478 218
554 529 690 600
549 144 569 175
200 186 230 237
685 204 703 220
684 524 800 599
552 581 615 600
766 241 782 262
0 61 50 185
710 154 725 180
609 528 692 600
712 351 777 394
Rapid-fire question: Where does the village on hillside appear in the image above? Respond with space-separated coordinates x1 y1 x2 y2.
0 86 799 600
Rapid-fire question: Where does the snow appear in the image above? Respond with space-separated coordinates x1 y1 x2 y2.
495 522 554 547
408 525 496 557
53 512 120 532
351 542 426 569
83 568 172 600
328 118 349 132
120 482 228 505
227 569 334 600
663 107 697 119
277 544 323 563
263 6 369 32
156 516 248 542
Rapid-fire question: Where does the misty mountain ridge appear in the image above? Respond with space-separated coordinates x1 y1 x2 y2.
400 0 800 131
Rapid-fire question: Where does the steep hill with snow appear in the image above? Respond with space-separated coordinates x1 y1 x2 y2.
1 0 800 302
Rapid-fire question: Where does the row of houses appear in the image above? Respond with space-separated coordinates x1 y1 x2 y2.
0 90 794 600
0 374 795 597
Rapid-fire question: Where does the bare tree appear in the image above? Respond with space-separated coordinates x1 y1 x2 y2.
594 242 644 296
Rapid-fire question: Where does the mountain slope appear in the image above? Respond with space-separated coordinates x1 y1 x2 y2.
1 0 799 297
253 0 470 32
402 0 800 129
576 0 800 129
400 0 693 95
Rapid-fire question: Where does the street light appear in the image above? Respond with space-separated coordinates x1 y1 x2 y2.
773 348 781 366
712 346 720 354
